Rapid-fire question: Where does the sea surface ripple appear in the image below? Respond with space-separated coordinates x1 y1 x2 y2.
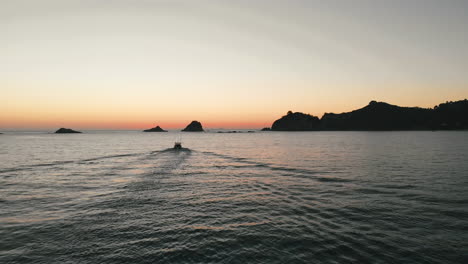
1 131 467 263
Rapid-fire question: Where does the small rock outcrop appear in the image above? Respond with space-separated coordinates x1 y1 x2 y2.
216 130 255 133
143 125 167 132
182 121 204 132
55 128 82 134
271 111 320 131
261 127 271 131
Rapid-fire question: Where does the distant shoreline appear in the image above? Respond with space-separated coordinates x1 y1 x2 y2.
1 130 468 135
0 99 467 133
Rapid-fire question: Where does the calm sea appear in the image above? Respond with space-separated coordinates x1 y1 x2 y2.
1 131 467 263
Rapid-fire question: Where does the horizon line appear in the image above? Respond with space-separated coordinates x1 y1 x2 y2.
1 98 466 131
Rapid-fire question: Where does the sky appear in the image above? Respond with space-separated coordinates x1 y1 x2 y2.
1 0 467 130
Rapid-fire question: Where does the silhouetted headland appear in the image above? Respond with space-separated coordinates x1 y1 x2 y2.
271 99 468 131
55 128 82 133
182 121 204 132
272 111 321 131
143 125 167 132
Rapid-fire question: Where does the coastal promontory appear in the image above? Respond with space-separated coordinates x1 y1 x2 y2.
143 125 167 132
182 121 204 132
269 99 468 131
320 101 433 130
55 128 82 133
272 111 321 131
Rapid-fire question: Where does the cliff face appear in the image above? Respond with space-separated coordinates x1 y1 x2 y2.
182 121 204 132
55 128 82 133
270 99 468 131
271 112 320 131
143 125 167 132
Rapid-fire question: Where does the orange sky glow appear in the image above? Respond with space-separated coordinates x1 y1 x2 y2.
1 1 468 130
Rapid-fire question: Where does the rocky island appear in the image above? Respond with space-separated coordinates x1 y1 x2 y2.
271 99 468 131
55 128 82 133
143 125 167 132
182 121 204 132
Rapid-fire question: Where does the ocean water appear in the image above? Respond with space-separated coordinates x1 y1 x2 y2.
1 131 467 263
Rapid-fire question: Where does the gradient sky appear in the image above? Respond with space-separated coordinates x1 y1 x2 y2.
1 0 468 129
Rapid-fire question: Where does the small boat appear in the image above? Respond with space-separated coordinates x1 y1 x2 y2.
174 141 182 149
174 135 182 149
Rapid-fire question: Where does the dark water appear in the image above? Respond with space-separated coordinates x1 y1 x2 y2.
1 131 467 263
